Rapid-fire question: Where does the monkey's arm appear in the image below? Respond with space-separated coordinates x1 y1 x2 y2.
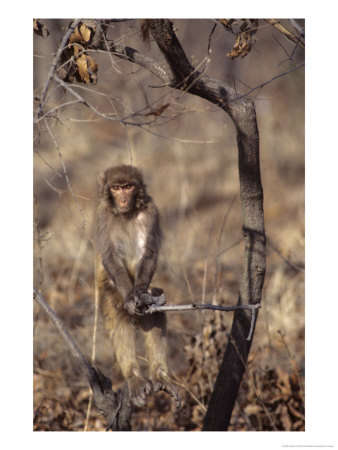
100 251 146 317
101 251 134 299
134 248 158 291
134 205 162 292
94 220 138 316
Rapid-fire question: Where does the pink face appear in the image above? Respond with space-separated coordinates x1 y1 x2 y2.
110 184 136 212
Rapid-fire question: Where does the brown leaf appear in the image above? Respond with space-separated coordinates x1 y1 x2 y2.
224 19 258 59
227 32 252 59
69 21 96 45
75 53 98 84
144 103 170 117
33 19 49 38
218 19 236 31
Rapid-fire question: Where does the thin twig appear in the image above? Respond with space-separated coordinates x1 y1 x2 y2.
84 256 101 431
147 302 260 314
43 117 88 231
289 19 304 37
265 19 305 48
268 238 304 272
36 19 81 119
33 289 92 374
33 289 132 431
277 330 305 399
229 334 277 430
238 63 304 100
147 302 260 342
207 23 217 54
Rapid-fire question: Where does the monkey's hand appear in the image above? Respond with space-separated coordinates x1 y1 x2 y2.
128 376 152 407
125 288 151 316
125 287 164 316
124 291 146 317
153 378 181 408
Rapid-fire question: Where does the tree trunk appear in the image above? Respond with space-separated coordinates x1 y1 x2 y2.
149 20 266 430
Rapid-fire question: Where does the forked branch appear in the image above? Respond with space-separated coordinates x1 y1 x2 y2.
33 289 131 431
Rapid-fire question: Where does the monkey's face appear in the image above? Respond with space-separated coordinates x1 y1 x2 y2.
110 183 137 213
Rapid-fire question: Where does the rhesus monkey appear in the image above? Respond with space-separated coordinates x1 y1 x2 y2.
93 165 180 408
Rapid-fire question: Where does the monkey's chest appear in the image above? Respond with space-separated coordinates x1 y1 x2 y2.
115 226 147 274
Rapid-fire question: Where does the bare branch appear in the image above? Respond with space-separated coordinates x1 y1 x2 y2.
43 117 88 230
36 19 81 120
265 19 305 48
34 289 92 374
238 62 305 100
289 19 305 37
33 289 132 431
35 74 159 129
147 302 260 342
93 34 173 84
147 302 261 314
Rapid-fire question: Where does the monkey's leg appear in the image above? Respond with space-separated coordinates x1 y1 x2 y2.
99 273 152 407
140 312 181 407
111 314 152 407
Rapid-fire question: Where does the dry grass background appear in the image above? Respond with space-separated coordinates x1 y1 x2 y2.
33 19 304 431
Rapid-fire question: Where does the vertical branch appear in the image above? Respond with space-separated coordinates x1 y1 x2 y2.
149 19 266 431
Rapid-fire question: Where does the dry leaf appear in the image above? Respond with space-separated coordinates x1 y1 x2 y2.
69 21 96 45
227 32 252 59
58 23 98 84
218 19 236 31
33 19 49 38
75 54 98 84
222 19 258 59
144 103 170 117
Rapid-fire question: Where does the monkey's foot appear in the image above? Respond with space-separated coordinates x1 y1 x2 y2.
152 378 181 408
128 376 152 407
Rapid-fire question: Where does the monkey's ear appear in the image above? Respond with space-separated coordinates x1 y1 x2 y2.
97 171 105 186
97 171 106 195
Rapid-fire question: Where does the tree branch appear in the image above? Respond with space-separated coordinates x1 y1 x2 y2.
265 19 305 48
148 302 260 341
148 302 260 314
92 26 173 85
147 19 266 431
35 19 81 120
33 289 131 431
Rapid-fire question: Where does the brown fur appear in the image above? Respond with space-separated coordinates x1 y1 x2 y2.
93 165 180 407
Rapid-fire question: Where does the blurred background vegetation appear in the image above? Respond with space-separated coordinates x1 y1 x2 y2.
33 19 304 431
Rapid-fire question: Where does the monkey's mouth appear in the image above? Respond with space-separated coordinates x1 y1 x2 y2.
118 203 131 212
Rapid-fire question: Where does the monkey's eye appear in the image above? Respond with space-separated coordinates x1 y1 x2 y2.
111 185 121 191
124 184 134 191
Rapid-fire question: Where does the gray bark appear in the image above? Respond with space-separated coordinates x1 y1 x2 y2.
149 20 266 431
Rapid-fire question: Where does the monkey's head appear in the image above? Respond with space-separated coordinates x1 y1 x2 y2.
99 165 150 214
